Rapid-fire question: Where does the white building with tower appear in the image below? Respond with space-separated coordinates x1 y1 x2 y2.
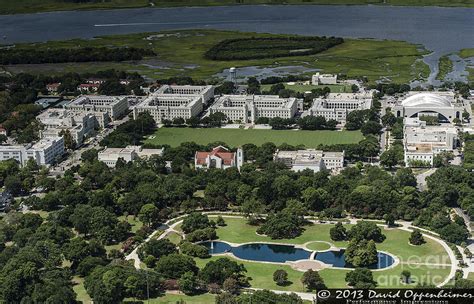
274 149 344 172
194 146 244 171
209 94 298 124
304 91 373 124
403 117 458 167
393 92 464 123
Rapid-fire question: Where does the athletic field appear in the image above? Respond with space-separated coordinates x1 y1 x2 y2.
145 127 363 147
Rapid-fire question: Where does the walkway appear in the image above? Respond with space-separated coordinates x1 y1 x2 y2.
125 212 459 287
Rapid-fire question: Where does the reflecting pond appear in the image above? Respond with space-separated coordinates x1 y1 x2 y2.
202 241 395 269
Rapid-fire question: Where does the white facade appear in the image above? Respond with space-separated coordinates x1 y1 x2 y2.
195 146 244 171
155 85 214 105
393 92 464 123
66 95 129 120
209 95 299 124
0 137 64 166
133 85 213 124
312 73 337 85
304 91 373 124
37 109 98 146
274 149 344 172
98 145 164 168
403 118 458 166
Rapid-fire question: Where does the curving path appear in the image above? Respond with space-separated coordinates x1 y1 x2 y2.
125 212 459 288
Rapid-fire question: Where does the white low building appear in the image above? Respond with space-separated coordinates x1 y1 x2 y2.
403 118 458 166
0 137 64 166
312 73 338 85
65 95 129 120
274 149 344 172
37 109 99 147
209 95 299 124
98 145 164 168
133 85 214 124
304 91 373 124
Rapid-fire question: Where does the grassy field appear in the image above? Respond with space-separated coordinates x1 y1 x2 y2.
459 48 474 59
436 55 454 81
187 219 452 289
73 276 91 303
3 29 429 84
261 83 351 93
187 217 452 289
145 128 364 148
2 0 474 14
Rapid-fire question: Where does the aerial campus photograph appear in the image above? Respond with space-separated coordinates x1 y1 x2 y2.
0 1 474 304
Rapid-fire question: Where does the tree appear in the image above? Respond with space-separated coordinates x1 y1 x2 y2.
223 277 239 294
361 121 382 136
301 269 326 291
137 239 177 260
216 216 226 226
178 271 199 295
380 149 400 168
400 270 411 284
199 257 247 285
345 239 378 267
462 109 470 122
81 149 98 162
0 134 7 144
348 221 386 242
256 211 303 239
409 230 425 245
59 129 76 150
138 203 160 227
345 268 376 288
330 222 347 241
273 269 289 286
181 213 212 234
384 213 396 227
155 254 198 279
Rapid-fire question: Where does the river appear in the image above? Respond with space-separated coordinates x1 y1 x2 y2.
0 5 473 83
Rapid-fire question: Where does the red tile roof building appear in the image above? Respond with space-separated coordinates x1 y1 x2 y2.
194 146 243 170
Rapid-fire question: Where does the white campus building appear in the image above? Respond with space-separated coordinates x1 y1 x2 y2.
195 146 244 171
312 73 338 85
98 145 165 168
65 95 129 120
37 109 100 147
393 92 464 123
304 91 373 124
274 149 344 172
403 118 458 167
209 95 299 124
0 137 64 166
133 85 214 124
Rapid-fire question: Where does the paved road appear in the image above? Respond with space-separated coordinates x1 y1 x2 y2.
416 168 437 191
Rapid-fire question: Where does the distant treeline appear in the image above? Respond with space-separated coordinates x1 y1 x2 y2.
205 36 344 60
0 47 155 65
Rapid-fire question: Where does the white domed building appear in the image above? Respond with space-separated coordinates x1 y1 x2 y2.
393 92 463 123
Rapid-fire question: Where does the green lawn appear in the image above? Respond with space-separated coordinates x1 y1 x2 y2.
127 293 216 304
189 217 452 289
118 215 144 234
145 128 364 148
165 231 183 245
73 276 91 303
3 0 474 14
306 241 332 251
3 29 429 84
261 83 351 93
